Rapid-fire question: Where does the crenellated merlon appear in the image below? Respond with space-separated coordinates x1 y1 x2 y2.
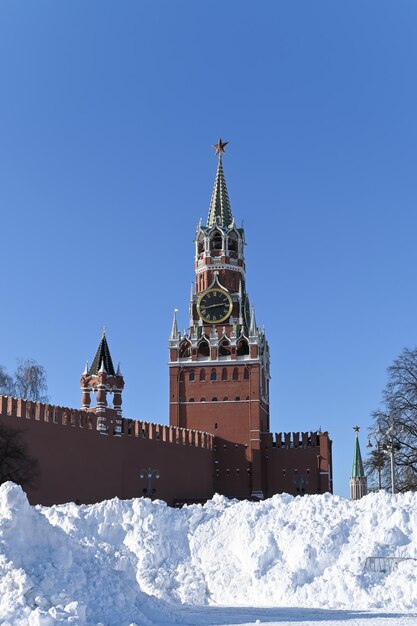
0 394 214 450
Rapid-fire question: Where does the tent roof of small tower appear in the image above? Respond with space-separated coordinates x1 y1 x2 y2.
89 332 116 376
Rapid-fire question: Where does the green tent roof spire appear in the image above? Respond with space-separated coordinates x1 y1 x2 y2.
89 329 116 376
351 426 365 478
206 139 234 228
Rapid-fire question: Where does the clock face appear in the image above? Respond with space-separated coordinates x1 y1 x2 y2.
197 288 233 324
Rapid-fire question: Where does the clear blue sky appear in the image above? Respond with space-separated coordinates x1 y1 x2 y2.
1 1 416 498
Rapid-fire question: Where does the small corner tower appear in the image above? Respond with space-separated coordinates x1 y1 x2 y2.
350 426 368 499
169 139 270 500
80 329 125 435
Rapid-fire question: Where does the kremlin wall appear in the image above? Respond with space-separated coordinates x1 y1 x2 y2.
0 394 330 506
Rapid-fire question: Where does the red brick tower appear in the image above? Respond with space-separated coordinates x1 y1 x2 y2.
169 140 270 498
80 330 125 435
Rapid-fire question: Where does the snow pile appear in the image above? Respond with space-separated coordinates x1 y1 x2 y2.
1 483 417 625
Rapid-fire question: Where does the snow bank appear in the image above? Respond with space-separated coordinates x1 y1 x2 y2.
1 483 417 625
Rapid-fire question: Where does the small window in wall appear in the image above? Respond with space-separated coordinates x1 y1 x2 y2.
235 396 240 401
282 469 286 476
233 367 239 381
200 397 206 402
211 368 217 381
306 469 310 475
223 396 228 401
294 469 298 474
221 367 228 380
243 368 249 380
215 422 218 429
189 397 195 402
189 371 195 381
216 469 220 477
245 396 249 400
226 469 230 476
236 468 240 475
200 369 206 381
212 397 218 401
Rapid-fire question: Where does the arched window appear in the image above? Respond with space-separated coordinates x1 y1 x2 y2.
228 231 238 254
243 368 249 380
189 371 195 381
237 338 249 356
189 397 195 402
223 396 228 401
197 235 204 255
211 230 222 251
200 397 206 402
221 367 228 380
212 397 217 402
233 367 239 381
197 339 210 357
179 340 191 358
235 396 240 401
200 369 205 381
210 368 217 381
219 338 231 357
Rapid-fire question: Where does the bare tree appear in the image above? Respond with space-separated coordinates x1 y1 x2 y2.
0 365 15 396
0 424 39 488
368 347 417 492
14 359 48 402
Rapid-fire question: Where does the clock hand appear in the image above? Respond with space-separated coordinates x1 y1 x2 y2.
203 303 226 309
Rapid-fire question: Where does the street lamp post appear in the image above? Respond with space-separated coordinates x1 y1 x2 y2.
382 425 400 495
367 423 401 494
367 427 384 490
139 467 160 498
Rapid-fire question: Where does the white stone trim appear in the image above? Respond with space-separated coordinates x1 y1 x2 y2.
196 263 244 275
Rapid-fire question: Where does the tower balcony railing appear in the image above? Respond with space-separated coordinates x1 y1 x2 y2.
196 251 240 265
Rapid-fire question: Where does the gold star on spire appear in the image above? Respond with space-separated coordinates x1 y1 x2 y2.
213 138 229 156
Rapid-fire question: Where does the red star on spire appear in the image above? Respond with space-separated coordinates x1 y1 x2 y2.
213 138 229 155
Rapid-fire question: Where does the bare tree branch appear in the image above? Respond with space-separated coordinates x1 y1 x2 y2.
0 425 39 488
369 346 417 492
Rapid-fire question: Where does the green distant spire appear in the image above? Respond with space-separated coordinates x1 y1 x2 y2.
206 141 234 228
351 426 365 478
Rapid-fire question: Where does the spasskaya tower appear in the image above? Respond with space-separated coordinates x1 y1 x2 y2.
169 139 270 499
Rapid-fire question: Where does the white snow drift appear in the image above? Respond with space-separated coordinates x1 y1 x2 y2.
1 482 417 625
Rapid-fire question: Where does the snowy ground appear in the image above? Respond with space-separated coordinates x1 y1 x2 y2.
1 483 417 625
166 606 417 626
